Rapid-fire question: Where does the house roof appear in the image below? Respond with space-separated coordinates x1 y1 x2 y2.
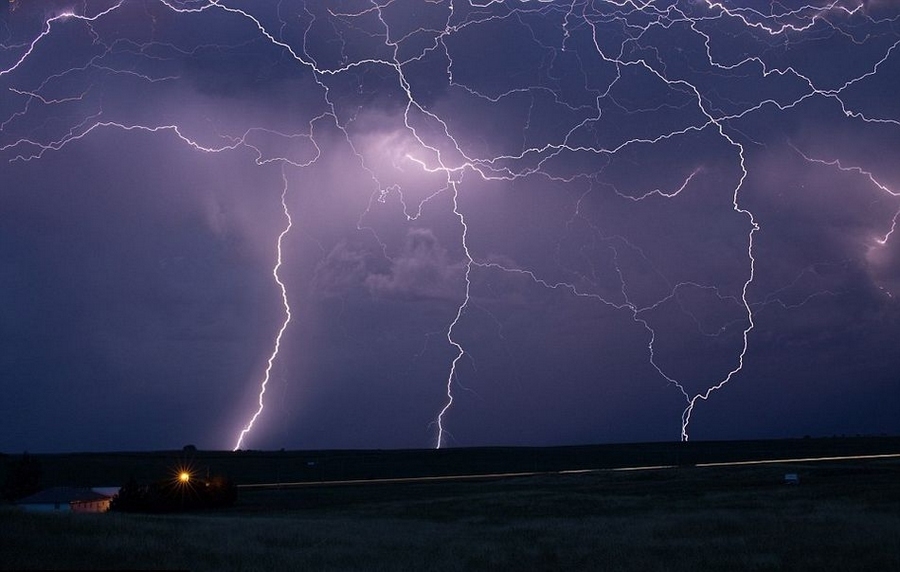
15 486 112 505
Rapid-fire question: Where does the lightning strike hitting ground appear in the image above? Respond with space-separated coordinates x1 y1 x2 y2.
3 0 899 451
436 180 473 449
234 170 294 451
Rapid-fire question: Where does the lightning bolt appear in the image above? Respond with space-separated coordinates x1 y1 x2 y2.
4 0 899 449
436 180 472 449
234 168 293 451
790 142 900 247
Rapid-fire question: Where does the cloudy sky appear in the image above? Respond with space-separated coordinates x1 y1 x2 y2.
2 0 899 452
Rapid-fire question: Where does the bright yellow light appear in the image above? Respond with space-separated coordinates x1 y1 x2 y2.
179 471 191 483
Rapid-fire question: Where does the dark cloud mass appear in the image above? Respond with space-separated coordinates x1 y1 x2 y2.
1 0 899 452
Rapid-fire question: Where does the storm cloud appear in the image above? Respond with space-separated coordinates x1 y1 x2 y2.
2 0 899 452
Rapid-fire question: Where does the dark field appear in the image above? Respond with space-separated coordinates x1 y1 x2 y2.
8 436 900 487
2 438 900 571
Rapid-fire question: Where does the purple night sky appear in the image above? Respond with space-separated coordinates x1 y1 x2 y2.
2 0 899 453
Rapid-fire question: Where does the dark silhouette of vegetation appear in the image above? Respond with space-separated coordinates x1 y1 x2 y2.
109 472 236 513
2 452 42 502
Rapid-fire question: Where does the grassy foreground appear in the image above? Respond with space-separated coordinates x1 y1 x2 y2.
2 460 899 571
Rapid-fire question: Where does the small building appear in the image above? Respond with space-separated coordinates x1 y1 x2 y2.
15 487 116 513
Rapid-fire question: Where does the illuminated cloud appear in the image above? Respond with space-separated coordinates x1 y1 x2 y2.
1 0 899 451
365 228 466 300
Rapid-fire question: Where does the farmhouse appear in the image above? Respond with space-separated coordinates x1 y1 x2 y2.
15 487 115 513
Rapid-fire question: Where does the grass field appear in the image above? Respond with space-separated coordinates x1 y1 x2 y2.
3 455 899 571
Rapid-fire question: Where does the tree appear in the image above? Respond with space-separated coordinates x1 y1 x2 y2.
107 476 149 512
108 470 237 513
1 452 42 502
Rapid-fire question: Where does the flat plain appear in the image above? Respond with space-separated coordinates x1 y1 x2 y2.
2 438 899 571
